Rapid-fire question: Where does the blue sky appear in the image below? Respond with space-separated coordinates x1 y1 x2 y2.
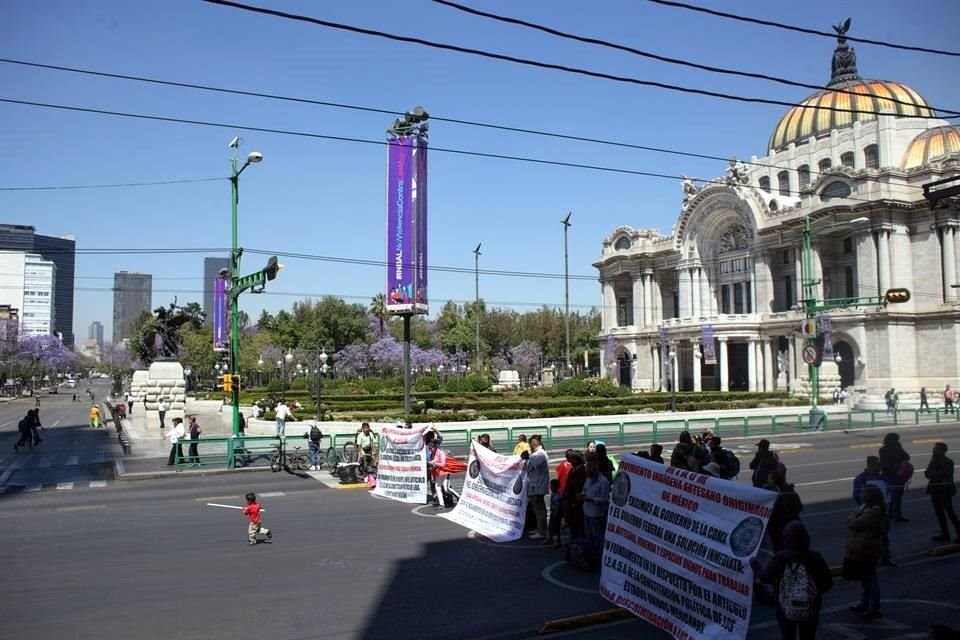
2 0 958 341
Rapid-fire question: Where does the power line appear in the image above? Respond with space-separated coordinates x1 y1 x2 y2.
200 0 947 120
0 97 916 204
645 0 960 58
0 58 929 188
0 176 225 191
431 0 960 118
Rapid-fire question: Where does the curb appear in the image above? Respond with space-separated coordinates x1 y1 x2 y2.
536 608 632 634
335 482 371 490
114 460 274 481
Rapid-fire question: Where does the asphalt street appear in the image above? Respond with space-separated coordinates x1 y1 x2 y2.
1 399 958 639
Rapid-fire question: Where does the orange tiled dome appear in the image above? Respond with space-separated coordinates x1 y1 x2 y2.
901 125 960 169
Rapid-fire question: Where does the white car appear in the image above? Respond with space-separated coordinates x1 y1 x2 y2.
66 380 77 388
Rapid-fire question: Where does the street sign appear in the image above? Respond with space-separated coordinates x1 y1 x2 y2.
802 344 822 367
800 318 817 338
884 288 911 304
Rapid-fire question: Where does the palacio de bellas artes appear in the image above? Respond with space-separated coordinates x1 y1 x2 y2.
594 21 960 406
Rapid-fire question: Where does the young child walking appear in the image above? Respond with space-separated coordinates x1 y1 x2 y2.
242 492 272 546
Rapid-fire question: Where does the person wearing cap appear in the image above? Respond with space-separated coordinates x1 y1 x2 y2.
879 433 911 522
925 442 960 544
750 439 777 488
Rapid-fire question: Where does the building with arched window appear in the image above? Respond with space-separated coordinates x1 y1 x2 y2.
595 26 959 399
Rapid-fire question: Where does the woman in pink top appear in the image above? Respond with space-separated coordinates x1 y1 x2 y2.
428 440 451 508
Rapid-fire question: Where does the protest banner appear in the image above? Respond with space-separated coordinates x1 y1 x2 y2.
440 441 528 542
372 424 428 504
599 454 777 640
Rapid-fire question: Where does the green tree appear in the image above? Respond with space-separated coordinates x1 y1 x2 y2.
369 293 387 337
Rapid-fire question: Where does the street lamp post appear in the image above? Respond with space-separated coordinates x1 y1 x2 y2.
317 349 328 422
668 348 678 412
562 212 572 376
473 243 482 374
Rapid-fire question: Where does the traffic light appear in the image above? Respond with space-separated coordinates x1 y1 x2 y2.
220 374 233 392
263 255 283 281
884 288 911 304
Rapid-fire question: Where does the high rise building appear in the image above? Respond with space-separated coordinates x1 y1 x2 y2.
0 251 56 338
0 305 19 344
203 257 231 326
0 224 75 346
88 320 104 347
112 271 152 344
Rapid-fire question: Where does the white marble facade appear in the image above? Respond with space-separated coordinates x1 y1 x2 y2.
595 35 960 397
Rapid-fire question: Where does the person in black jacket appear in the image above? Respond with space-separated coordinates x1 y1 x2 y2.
925 442 960 544
879 432 910 522
751 520 832 638
767 469 804 551
751 439 777 488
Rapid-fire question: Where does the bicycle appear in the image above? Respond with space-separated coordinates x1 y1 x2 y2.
270 443 310 472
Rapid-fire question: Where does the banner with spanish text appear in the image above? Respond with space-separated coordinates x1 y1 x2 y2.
213 277 227 352
702 324 716 365
440 441 528 542
372 424 429 504
600 454 776 640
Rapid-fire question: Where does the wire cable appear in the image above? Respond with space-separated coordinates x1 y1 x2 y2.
0 97 917 204
0 177 225 191
200 0 947 119
0 57 930 188
431 0 960 117
645 0 960 58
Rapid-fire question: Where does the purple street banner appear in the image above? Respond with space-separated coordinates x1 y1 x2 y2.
385 136 428 315
412 138 429 311
213 277 227 352
702 324 717 365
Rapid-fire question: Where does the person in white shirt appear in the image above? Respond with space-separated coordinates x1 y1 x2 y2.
125 391 134 415
166 417 185 466
275 401 295 437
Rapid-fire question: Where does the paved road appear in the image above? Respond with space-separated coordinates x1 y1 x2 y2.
1 406 958 639
0 379 119 494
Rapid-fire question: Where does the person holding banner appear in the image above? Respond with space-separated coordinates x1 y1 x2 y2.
428 440 452 508
526 435 550 541
561 451 587 541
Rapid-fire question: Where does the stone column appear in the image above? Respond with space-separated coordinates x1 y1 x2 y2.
699 267 711 316
748 340 758 392
691 268 701 318
811 246 824 303
794 250 803 307
602 280 616 329
642 270 653 325
719 338 729 392
754 253 772 314
692 341 702 392
877 229 891 296
855 232 877 299
763 338 774 393
787 338 796 391
944 226 958 301
677 268 690 318
652 345 661 391
632 273 644 327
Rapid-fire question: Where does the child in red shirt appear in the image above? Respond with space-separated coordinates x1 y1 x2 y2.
242 492 272 546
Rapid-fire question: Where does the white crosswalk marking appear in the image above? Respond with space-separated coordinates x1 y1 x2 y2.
65 455 79 466
24 484 42 492
89 481 107 488
57 482 74 490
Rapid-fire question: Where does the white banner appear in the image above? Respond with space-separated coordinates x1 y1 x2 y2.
440 441 528 542
372 424 429 504
599 455 777 640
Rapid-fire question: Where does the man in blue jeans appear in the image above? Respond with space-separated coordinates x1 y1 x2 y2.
305 422 323 470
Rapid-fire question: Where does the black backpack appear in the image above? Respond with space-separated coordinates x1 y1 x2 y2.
722 449 741 478
309 425 322 443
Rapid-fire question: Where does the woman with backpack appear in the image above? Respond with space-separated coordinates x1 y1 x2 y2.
843 485 886 619
767 469 804 551
879 433 911 522
751 520 832 639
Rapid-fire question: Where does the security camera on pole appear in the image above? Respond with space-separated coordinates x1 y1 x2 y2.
385 108 430 419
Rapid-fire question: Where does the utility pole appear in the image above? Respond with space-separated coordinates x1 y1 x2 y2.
562 212 572 376
473 243 482 373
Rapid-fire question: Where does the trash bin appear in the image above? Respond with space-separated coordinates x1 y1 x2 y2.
808 408 826 431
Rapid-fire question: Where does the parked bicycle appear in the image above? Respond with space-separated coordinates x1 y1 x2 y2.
270 443 310 472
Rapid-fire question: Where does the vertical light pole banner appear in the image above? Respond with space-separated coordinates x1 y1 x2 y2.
386 137 416 314
819 313 833 360
372 424 429 503
440 441 528 542
412 137 428 312
658 327 668 384
600 455 777 640
701 324 717 365
212 278 227 352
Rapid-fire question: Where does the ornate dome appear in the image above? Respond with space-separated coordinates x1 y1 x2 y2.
769 19 934 151
901 125 960 169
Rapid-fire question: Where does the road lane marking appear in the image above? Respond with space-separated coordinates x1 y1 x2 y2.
57 482 74 490
57 505 106 512
195 495 243 502
65 455 79 465
913 438 942 444
89 480 107 488
850 443 880 448
795 476 856 487
259 491 286 497
24 484 42 492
